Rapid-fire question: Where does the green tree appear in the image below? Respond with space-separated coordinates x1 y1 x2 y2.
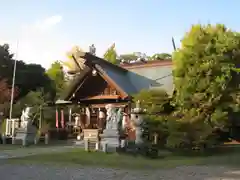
103 43 118 64
46 61 66 99
62 46 86 74
151 53 172 60
133 89 173 148
170 24 240 149
119 54 138 62
134 89 172 114
12 89 56 128
0 44 15 79
0 44 53 99
0 79 18 117
12 90 45 118
15 62 52 98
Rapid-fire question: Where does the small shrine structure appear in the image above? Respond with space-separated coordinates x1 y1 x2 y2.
58 50 173 149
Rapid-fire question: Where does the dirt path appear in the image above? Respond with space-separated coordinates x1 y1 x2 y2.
0 145 76 159
0 164 239 180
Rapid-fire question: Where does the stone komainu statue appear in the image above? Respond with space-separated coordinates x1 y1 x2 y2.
20 107 33 129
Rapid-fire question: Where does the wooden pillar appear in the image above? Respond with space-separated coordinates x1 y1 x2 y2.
98 108 105 130
5 119 9 135
61 109 65 129
127 101 132 114
86 107 91 127
11 119 15 137
69 107 72 123
55 108 59 129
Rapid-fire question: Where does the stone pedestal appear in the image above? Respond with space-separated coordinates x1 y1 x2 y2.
101 129 120 152
135 126 143 145
14 125 37 146
45 133 49 145
1 135 6 144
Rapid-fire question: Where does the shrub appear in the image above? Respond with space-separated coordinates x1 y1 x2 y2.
133 89 174 154
166 112 222 151
142 115 168 147
48 129 69 140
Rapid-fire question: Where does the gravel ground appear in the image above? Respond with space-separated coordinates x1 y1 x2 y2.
0 164 240 180
1 145 240 179
0 145 77 159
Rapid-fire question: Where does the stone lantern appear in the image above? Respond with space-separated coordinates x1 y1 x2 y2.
130 100 145 145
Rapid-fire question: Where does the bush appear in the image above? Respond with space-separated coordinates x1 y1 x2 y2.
134 89 174 147
142 115 168 147
166 114 221 151
139 143 159 158
48 129 69 140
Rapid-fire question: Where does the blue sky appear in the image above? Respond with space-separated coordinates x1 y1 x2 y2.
0 0 238 68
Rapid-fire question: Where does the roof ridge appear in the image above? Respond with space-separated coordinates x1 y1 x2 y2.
74 51 127 73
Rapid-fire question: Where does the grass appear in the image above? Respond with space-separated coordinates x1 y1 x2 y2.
8 145 240 169
0 144 22 150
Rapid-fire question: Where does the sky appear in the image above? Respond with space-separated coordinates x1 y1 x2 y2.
0 0 239 68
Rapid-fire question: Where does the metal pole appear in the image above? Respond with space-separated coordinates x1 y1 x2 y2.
39 105 42 129
172 37 176 51
9 40 19 120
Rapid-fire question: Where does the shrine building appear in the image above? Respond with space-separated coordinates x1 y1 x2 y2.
59 51 173 139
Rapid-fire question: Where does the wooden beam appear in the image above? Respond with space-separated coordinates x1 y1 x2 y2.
91 102 128 108
81 95 120 100
69 74 90 101
74 50 86 59
71 55 82 70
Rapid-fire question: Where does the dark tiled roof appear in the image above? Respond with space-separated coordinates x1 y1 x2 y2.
120 60 172 69
99 63 138 95
61 53 173 102
62 52 137 101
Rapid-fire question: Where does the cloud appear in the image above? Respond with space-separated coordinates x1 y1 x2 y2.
33 15 62 32
0 15 68 69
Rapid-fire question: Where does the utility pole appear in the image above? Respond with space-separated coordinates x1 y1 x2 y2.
9 40 19 119
39 105 42 129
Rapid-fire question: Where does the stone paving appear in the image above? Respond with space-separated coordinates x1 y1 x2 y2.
0 164 240 180
0 145 240 179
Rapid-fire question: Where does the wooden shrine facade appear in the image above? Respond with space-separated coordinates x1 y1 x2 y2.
60 51 138 139
69 71 130 104
68 72 131 129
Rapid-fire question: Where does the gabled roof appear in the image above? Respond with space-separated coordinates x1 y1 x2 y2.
62 52 137 101
120 60 172 69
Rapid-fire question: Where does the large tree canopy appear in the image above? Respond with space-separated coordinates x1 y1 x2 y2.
15 62 52 98
170 24 240 148
174 24 240 111
0 44 53 98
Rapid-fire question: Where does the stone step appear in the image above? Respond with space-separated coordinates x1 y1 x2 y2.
74 140 84 146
